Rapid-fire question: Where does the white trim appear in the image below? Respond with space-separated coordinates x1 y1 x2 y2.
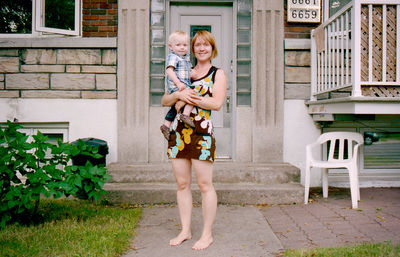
397 5 400 82
352 0 363 97
368 5 373 82
0 0 80 37
35 0 80 36
0 37 117 48
360 81 400 86
382 5 387 82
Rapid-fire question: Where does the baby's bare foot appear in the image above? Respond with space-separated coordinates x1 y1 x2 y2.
192 236 213 250
169 232 192 246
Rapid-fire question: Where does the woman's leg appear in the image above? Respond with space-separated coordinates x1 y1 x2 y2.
191 159 217 250
170 158 193 246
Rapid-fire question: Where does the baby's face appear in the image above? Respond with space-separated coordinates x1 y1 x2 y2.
169 36 189 57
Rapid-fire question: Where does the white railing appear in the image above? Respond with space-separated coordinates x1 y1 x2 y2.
311 0 400 101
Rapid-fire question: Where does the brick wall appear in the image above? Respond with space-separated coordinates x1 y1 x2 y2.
0 49 117 99
82 0 118 37
284 0 320 38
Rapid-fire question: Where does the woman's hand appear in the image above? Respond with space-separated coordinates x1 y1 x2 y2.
161 88 201 107
178 88 201 105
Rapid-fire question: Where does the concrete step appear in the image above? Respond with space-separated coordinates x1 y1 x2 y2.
103 182 304 205
106 162 300 184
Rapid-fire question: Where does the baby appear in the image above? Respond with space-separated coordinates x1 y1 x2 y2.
160 30 195 140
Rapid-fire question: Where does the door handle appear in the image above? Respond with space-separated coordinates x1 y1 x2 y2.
226 95 230 113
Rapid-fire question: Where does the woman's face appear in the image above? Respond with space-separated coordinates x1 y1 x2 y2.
193 37 212 62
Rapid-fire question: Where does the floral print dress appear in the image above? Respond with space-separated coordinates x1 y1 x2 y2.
167 66 218 162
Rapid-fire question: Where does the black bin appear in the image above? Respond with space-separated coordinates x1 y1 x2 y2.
71 138 109 166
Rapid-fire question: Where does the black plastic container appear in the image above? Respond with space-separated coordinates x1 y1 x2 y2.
71 138 109 166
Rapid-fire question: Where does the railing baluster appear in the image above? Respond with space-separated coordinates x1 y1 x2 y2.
332 21 336 90
318 51 321 93
328 24 332 90
325 27 328 92
335 19 340 87
341 14 345 87
382 5 387 82
346 10 350 85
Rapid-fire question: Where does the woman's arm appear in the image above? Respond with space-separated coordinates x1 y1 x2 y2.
189 69 227 111
161 88 200 107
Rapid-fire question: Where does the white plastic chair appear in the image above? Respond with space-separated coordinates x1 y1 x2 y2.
304 132 364 209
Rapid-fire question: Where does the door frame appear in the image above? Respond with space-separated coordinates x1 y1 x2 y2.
166 0 237 160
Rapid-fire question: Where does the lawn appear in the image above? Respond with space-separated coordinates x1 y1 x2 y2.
0 199 142 257
285 241 400 257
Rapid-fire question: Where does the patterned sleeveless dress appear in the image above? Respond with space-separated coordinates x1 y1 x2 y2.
167 66 218 162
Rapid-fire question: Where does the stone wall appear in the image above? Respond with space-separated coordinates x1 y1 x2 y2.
0 48 117 99
284 40 311 100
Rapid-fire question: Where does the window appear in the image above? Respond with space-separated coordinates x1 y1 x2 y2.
0 0 80 36
328 0 351 18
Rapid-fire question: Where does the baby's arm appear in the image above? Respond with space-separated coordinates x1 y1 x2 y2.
166 67 186 91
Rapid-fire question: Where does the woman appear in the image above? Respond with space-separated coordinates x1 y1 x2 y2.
161 30 227 250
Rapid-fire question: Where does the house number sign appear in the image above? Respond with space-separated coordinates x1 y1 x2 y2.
287 0 321 23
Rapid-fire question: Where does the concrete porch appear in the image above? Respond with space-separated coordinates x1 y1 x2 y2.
104 162 304 205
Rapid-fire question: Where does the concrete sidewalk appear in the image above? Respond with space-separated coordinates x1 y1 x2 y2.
122 188 400 256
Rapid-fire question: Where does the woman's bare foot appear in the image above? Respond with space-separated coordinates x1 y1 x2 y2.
192 236 213 250
169 231 192 246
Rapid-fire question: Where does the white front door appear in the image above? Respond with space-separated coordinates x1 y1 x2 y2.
170 5 234 159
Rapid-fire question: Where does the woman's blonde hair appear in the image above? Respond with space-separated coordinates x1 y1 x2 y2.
191 30 218 59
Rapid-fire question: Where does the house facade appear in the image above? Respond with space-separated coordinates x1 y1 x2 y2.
0 0 399 188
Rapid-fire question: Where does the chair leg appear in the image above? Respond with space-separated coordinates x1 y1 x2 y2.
322 168 328 198
348 167 358 209
355 167 360 201
304 164 311 204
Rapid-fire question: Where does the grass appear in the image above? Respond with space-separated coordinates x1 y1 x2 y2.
285 241 400 257
0 199 142 257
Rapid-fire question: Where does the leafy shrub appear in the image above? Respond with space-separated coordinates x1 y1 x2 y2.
0 121 111 228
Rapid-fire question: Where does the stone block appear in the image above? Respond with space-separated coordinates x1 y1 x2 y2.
0 49 19 57
81 91 117 99
0 90 19 98
0 81 4 89
66 65 81 73
96 74 116 90
0 57 19 73
21 90 81 98
57 49 101 64
284 83 311 100
6 74 49 89
285 51 311 66
81 65 116 73
21 49 56 64
51 74 95 90
0 74 4 81
285 66 311 83
21 65 65 73
102 49 117 65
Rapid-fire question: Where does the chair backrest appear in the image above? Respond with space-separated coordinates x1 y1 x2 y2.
317 132 364 162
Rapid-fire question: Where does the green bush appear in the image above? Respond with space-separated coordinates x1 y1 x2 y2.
0 121 111 228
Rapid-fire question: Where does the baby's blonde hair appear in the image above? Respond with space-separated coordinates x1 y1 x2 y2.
168 30 189 45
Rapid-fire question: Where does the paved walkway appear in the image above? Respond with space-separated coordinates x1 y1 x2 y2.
123 188 400 256
261 187 400 249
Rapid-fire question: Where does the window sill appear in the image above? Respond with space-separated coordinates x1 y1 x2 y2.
0 37 117 48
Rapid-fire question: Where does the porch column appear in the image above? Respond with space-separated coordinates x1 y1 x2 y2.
117 0 150 163
252 0 284 162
